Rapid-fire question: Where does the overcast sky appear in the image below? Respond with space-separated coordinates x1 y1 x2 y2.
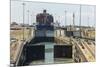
11 0 96 26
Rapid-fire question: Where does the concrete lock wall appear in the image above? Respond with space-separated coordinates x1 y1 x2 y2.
25 45 45 65
35 30 45 37
54 45 72 58
35 30 54 37
29 37 54 44
24 45 72 64
55 30 66 37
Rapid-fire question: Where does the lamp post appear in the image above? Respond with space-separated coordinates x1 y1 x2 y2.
27 10 29 26
73 13 75 31
65 10 67 27
80 5 82 37
88 16 90 27
31 14 33 25
22 3 25 41
27 10 30 38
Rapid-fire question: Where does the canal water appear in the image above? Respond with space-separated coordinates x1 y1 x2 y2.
45 42 55 64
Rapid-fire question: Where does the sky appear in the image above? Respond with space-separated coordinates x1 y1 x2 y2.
11 0 96 27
